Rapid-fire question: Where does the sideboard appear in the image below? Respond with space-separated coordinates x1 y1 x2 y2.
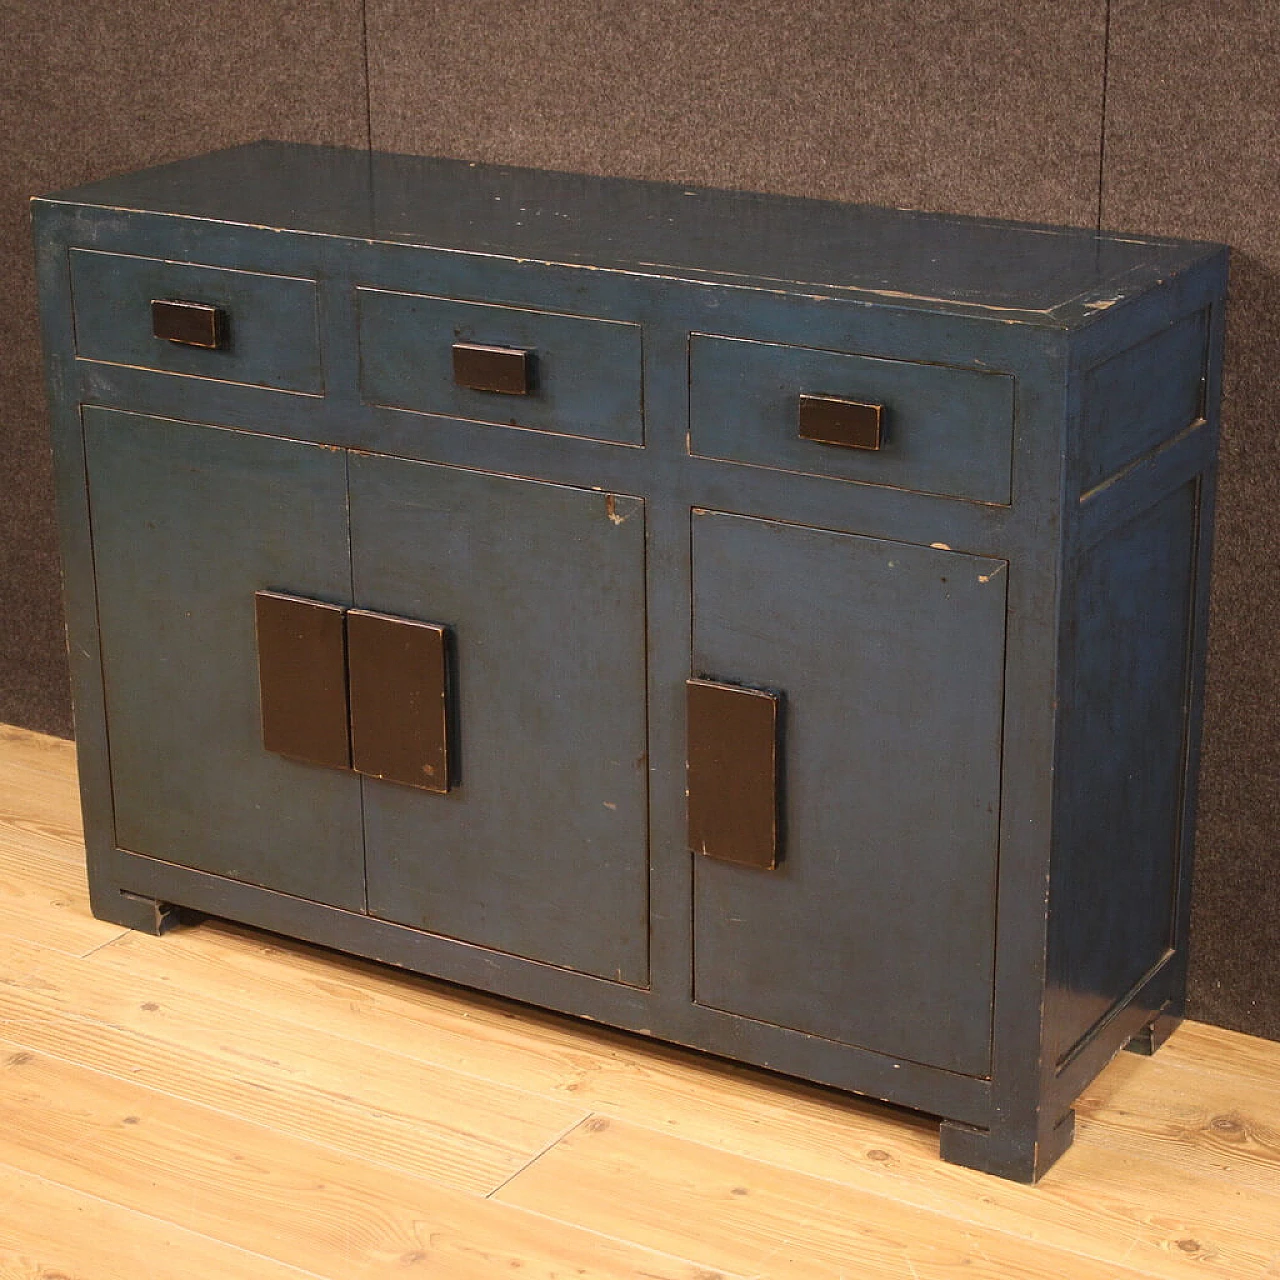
33 142 1227 1180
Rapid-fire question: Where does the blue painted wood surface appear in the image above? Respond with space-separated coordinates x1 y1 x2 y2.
69 248 323 393
692 511 1006 1075
689 333 1014 505
43 141 1216 324
1046 481 1200 1066
351 454 650 984
358 287 644 445
1077 308 1209 494
33 142 1229 1183
83 408 364 909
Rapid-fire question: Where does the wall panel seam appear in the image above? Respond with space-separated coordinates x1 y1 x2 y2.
1096 0 1113 231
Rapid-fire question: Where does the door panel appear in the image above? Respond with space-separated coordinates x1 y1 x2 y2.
691 510 1006 1075
85 408 364 909
351 455 650 985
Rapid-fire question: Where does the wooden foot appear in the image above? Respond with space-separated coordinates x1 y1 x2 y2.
1124 1006 1182 1056
938 1109 1075 1183
90 884 190 936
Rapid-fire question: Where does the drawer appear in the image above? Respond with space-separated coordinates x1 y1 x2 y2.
357 287 643 445
68 249 322 394
689 334 1014 504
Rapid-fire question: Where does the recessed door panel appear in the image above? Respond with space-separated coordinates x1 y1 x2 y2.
85 409 363 909
351 455 650 985
691 510 1006 1075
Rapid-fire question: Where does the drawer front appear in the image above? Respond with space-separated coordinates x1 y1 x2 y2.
357 287 643 445
690 334 1014 504
69 249 322 393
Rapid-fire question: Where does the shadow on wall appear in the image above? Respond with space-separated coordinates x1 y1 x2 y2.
1187 251 1280 1037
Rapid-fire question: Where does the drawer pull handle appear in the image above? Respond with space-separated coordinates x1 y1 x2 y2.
151 298 227 349
256 594 455 792
798 393 884 451
687 678 781 871
348 610 453 793
452 342 534 395
255 592 351 771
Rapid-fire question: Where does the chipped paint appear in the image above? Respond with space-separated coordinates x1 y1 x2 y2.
604 494 634 525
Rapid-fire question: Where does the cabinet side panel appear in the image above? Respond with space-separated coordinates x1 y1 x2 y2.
85 409 365 910
1047 481 1199 1064
1077 311 1208 494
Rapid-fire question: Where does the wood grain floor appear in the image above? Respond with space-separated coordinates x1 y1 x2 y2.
1 722 1277 1279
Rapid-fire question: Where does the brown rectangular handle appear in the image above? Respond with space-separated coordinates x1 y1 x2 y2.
152 298 227 349
255 592 351 769
452 342 534 395
687 678 781 870
798 393 884 450
347 609 453 792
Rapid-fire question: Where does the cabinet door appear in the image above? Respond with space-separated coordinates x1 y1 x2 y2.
691 511 1006 1075
350 455 650 985
84 409 364 908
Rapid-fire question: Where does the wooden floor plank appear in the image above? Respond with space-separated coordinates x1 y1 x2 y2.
496 1115 1172 1280
0 724 77 778
0 934 64 983
88 920 1280 1279
0 1040 736 1280
1150 1019 1280 1092
0 760 83 856
0 824 92 888
4 721 1280 1280
0 765 84 842
0 797 125 957
91 918 939 1148
0 817 124 956
0 1162 325 1280
1076 1048 1280 1196
0 933 589 1195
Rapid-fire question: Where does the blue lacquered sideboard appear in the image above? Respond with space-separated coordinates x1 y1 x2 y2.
33 143 1227 1181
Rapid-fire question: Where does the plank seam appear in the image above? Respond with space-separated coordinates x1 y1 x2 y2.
0 1157 332 1280
485 1111 596 1200
490 1109 1255 1280
0 1021 537 1196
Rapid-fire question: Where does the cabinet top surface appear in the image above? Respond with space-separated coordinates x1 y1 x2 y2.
37 141 1224 327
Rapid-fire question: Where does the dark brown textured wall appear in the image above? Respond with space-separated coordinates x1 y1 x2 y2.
2 1 1276 1038
366 0 1106 222
0 0 368 737
1102 2 1280 1038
